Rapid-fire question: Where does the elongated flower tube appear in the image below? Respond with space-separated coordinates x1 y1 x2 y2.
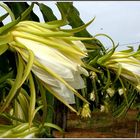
2 19 91 110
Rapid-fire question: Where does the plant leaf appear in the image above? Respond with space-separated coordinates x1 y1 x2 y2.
4 2 39 21
44 122 63 133
56 2 97 44
37 3 57 22
36 78 48 126
20 2 34 21
0 53 24 113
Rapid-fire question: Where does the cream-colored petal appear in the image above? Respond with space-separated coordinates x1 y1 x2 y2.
12 35 87 105
15 37 78 71
52 82 76 104
72 40 87 52
120 62 140 76
32 66 76 104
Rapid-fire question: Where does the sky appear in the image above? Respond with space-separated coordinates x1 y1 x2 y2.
1 1 140 51
33 1 140 51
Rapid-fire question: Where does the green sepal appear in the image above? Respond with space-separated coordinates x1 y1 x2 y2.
0 2 15 21
60 18 95 33
4 2 39 21
0 32 13 45
0 13 9 22
0 44 9 55
0 53 24 113
0 16 20 35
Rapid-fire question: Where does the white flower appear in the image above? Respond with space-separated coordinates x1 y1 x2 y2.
100 105 105 112
81 103 91 118
104 50 140 85
90 91 96 101
136 85 140 91
106 88 115 97
9 21 89 105
118 88 126 96
24 133 35 138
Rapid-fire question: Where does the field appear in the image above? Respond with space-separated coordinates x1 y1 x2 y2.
53 109 140 138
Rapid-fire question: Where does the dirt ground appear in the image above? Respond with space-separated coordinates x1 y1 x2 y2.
53 109 140 138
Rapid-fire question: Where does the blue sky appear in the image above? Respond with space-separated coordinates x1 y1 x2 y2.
1 1 140 50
